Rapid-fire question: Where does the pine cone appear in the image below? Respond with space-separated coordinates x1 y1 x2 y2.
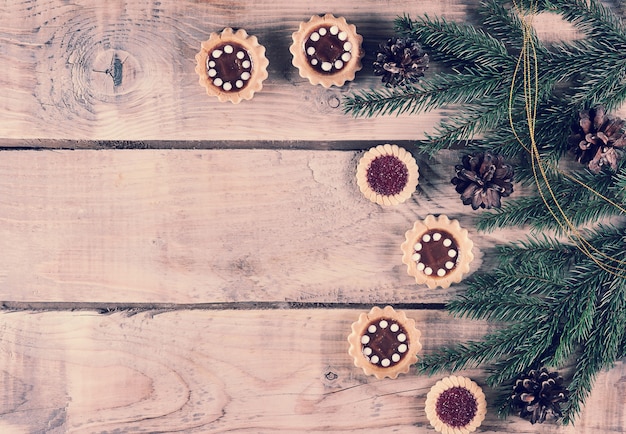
511 368 569 424
569 105 626 173
451 151 514 210
373 37 429 87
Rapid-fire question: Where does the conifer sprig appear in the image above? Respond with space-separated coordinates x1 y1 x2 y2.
344 72 505 118
476 165 625 233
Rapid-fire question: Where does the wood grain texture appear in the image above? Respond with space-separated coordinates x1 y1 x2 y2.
1 1 624 433
0 148 531 304
0 0 596 142
0 309 623 433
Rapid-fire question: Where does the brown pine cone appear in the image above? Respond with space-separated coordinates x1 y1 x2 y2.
373 37 429 87
569 105 626 173
511 368 569 424
451 151 514 210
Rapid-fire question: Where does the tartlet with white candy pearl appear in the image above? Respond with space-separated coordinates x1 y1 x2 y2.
347 305 422 379
195 28 269 103
290 14 363 88
401 215 474 289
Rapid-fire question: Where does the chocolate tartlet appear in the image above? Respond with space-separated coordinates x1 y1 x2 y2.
401 215 474 289
356 144 419 206
425 376 487 434
195 28 269 103
290 14 363 88
347 305 421 379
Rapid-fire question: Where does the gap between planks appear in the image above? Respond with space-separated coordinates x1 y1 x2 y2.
0 139 460 151
0 301 448 313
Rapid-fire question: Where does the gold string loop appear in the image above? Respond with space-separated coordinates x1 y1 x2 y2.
509 0 626 277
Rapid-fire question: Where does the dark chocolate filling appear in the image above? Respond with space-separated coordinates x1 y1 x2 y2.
366 154 409 196
304 25 352 74
435 386 478 428
413 229 459 277
361 317 409 368
206 42 252 92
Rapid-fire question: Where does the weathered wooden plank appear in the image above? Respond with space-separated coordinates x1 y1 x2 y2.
0 149 529 304
0 0 590 142
0 309 621 433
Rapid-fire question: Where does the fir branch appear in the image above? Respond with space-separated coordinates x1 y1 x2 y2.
478 0 534 51
548 0 626 41
342 72 505 118
495 234 576 267
423 96 510 153
476 168 624 233
448 290 549 322
394 14 512 72
461 261 568 299
418 321 539 375
542 264 600 367
564 274 626 423
569 53 626 108
485 318 558 385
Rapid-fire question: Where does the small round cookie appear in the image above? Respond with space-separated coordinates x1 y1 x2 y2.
347 305 422 379
356 144 419 206
401 215 474 289
290 14 363 88
195 28 269 103
425 376 487 434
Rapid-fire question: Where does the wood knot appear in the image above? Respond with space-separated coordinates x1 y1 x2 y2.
324 371 338 381
91 49 141 96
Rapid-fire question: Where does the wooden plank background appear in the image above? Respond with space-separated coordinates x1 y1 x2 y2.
0 0 584 143
0 0 624 433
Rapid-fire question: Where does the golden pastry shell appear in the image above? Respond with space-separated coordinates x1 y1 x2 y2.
195 27 269 104
290 13 363 88
347 305 422 379
401 215 474 289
